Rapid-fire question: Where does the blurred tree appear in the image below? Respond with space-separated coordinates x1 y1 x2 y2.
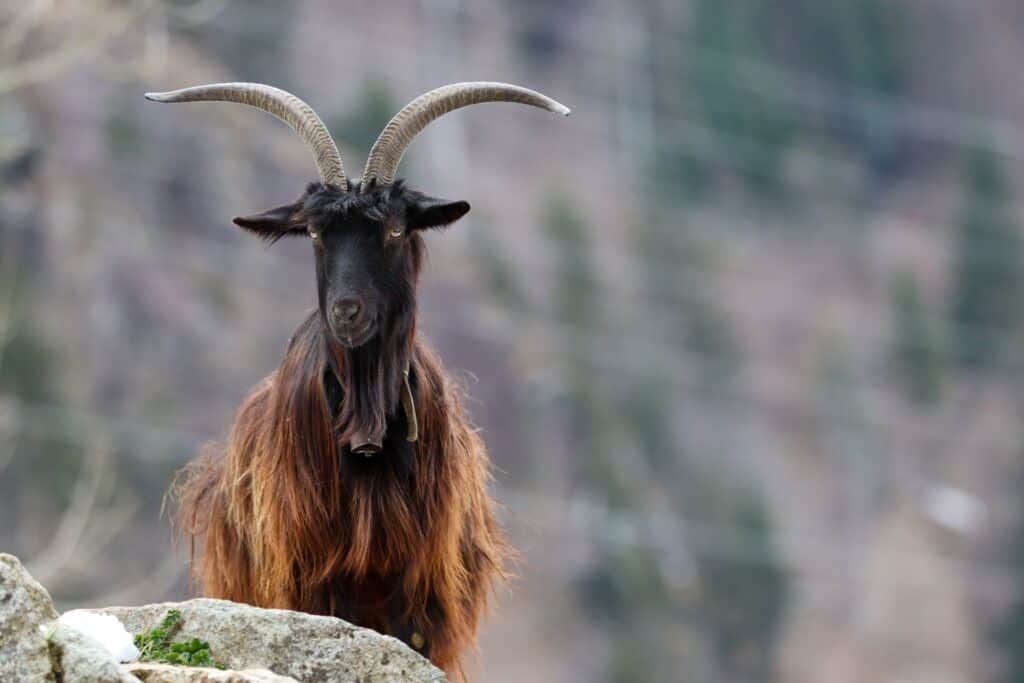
543 193 627 503
661 0 909 203
329 81 398 164
993 509 1024 683
814 337 889 625
889 270 944 407
546 195 597 340
545 193 688 680
509 0 580 69
625 143 791 679
635 209 741 389
468 218 527 314
0 302 81 505
578 542 694 683
621 368 680 477
950 145 1022 371
990 429 1024 683
680 0 797 200
607 204 788 681
783 0 908 178
183 1 294 84
0 309 56 404
695 485 789 682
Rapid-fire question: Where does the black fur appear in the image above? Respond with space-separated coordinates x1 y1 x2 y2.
238 180 470 450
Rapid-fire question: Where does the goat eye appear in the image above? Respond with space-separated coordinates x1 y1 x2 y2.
308 230 320 240
389 226 404 239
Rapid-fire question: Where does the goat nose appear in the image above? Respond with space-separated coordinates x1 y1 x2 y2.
332 298 363 324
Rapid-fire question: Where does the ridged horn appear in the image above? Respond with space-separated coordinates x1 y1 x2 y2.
145 82 348 189
361 81 569 189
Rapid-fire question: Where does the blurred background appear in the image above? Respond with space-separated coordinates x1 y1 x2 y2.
2 1 1024 681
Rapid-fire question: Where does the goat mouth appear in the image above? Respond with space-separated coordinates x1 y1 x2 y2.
333 322 376 349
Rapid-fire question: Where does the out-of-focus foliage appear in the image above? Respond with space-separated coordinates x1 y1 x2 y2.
889 270 944 407
544 193 622 503
688 0 796 199
950 145 1022 371
696 486 789 681
662 0 909 205
636 208 740 389
781 0 908 176
469 220 527 313
993 453 1024 683
330 81 398 164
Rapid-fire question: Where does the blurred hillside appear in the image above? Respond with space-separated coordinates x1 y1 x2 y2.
3 1 1024 681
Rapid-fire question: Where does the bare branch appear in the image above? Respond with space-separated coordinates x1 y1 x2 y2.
0 0 154 95
26 432 114 586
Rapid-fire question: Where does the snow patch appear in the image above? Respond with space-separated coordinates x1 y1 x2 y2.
56 610 139 662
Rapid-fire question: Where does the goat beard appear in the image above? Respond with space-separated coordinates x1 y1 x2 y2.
320 310 414 452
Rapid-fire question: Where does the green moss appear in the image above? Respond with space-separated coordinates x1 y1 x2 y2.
134 610 221 668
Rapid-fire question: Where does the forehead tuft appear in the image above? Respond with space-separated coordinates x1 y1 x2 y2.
301 180 413 225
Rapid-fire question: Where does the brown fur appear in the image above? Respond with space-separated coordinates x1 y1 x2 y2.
174 310 509 677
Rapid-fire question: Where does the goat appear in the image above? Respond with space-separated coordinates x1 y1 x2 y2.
146 81 568 677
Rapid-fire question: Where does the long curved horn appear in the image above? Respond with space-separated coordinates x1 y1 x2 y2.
145 82 348 189
361 81 569 189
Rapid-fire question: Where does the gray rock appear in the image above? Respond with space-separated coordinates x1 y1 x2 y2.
125 662 296 682
94 599 446 683
47 621 140 683
0 553 59 682
1 555 443 683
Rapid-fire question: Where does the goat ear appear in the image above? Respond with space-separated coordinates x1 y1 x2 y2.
232 201 304 241
408 196 471 231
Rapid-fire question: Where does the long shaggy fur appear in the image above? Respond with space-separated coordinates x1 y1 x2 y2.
175 312 508 676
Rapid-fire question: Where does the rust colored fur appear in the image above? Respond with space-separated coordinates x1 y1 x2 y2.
176 301 508 675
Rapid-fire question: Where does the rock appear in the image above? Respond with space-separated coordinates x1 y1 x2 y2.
48 621 140 683
1 554 444 683
0 553 60 682
94 599 446 683
125 662 296 682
